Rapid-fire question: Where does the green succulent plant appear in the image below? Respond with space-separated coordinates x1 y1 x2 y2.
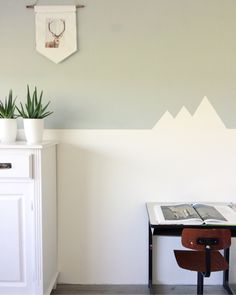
17 85 53 119
0 90 17 118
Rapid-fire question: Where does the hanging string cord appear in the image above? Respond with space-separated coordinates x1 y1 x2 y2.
26 0 38 8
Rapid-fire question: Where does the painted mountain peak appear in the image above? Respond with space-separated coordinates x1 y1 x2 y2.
153 97 225 130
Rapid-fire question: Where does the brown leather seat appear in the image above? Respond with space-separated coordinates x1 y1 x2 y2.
174 228 231 295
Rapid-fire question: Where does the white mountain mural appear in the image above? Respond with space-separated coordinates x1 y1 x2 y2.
153 96 225 130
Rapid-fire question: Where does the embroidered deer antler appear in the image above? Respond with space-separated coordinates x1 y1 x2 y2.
45 19 66 48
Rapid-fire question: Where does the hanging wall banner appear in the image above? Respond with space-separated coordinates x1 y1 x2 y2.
35 6 77 63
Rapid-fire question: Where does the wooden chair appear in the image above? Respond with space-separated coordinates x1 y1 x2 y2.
174 228 231 295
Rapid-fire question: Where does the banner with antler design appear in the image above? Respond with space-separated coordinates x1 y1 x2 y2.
35 6 77 63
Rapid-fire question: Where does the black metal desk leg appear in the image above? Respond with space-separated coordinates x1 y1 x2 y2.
223 248 233 294
148 223 153 289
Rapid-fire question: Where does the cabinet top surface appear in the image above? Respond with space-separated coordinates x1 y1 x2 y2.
0 140 58 149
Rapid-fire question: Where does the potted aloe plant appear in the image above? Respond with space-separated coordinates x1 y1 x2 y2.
17 85 53 144
0 90 18 143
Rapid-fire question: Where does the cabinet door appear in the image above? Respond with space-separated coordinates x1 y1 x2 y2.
0 183 34 295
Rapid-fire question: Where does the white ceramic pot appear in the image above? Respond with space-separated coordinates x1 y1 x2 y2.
23 118 44 144
0 118 17 143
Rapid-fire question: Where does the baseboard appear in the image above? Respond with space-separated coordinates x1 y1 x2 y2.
53 284 149 294
45 272 59 295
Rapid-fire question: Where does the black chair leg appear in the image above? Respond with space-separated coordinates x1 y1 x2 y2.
197 272 204 295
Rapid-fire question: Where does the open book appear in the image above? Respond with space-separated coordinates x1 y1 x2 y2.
154 203 236 225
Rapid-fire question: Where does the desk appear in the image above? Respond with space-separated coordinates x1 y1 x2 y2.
146 202 236 295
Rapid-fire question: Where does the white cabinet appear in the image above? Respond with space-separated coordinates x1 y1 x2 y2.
0 142 58 295
0 183 34 294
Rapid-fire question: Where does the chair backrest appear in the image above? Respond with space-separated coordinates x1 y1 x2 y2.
181 228 231 250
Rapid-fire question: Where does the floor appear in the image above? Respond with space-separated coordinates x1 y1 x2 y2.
51 284 235 295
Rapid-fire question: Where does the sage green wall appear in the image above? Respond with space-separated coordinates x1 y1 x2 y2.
1 0 236 128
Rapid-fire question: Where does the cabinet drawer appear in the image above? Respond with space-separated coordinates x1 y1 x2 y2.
0 154 32 179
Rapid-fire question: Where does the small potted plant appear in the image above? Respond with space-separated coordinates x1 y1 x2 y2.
17 85 53 144
0 90 18 143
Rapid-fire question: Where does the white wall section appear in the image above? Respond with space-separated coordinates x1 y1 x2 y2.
16 97 236 284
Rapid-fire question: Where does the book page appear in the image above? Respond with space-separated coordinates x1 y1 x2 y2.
207 205 236 225
193 203 227 223
154 204 203 225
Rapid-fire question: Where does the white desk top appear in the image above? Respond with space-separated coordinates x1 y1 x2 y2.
146 202 236 226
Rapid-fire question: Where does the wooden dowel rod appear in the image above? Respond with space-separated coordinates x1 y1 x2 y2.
26 4 85 9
